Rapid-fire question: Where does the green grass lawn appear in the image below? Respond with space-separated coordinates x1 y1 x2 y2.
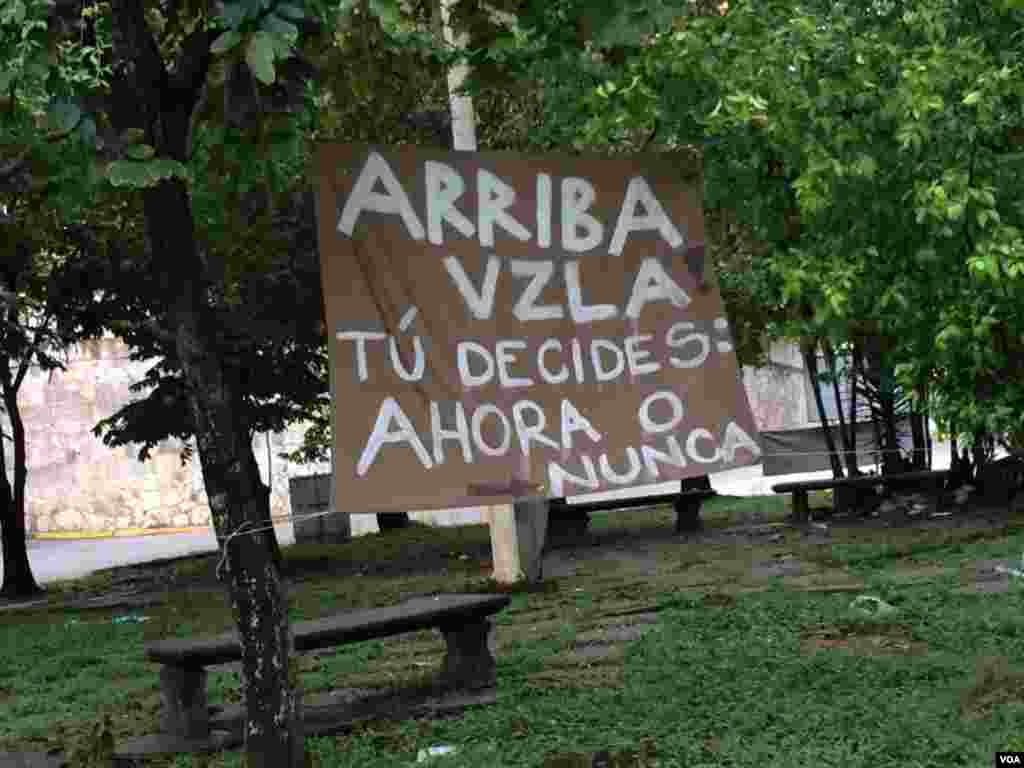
4 496 1024 767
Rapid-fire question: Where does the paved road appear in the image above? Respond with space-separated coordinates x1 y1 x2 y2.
23 524 298 585
14 441 959 586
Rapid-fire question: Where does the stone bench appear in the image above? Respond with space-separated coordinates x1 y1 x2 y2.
977 455 1024 505
146 593 510 742
772 469 950 523
548 487 718 537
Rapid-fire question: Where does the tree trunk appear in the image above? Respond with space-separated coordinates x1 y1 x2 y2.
879 362 901 475
823 339 859 477
925 418 932 469
0 369 41 599
909 409 927 471
949 430 966 487
852 341 879 470
145 178 304 768
440 0 477 152
847 340 862 472
866 361 885 474
802 342 843 479
972 431 994 481
108 4 301 760
863 336 901 475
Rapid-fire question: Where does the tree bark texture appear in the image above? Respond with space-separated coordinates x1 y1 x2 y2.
0 367 41 598
108 2 302 763
909 410 927 470
803 342 844 479
923 403 932 470
823 339 859 477
862 336 902 475
143 175 301 768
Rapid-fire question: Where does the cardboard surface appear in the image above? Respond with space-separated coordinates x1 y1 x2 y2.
315 144 760 513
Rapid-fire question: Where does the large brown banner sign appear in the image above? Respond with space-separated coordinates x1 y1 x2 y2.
315 144 761 514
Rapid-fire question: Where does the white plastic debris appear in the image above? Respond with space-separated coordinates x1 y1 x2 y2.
994 565 1024 579
849 595 898 618
417 745 457 763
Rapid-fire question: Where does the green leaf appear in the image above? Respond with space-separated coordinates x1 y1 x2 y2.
0 0 26 25
48 100 82 134
273 2 304 20
261 13 298 43
219 1 249 28
962 91 981 105
105 160 154 188
106 157 189 188
245 31 276 84
0 69 16 94
210 29 243 54
25 49 50 80
77 117 97 148
126 144 155 160
368 0 401 27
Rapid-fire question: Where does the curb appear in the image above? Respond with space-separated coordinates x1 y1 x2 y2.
31 526 211 541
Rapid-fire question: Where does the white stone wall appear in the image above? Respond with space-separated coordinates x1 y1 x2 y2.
740 340 809 431
2 335 333 535
5 335 812 535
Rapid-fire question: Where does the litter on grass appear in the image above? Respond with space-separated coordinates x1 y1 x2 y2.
417 745 457 762
849 596 898 618
111 615 150 624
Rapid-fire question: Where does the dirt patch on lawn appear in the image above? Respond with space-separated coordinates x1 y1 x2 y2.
960 656 1024 720
957 558 1024 594
801 622 928 656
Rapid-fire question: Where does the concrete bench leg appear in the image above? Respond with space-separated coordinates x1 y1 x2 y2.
437 619 496 691
674 496 704 533
791 491 809 524
159 665 210 739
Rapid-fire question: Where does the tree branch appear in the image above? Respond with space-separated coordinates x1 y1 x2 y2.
0 147 32 183
171 27 217 95
142 316 179 345
641 119 659 151
186 81 210 160
109 0 169 138
0 111 87 185
11 309 55 392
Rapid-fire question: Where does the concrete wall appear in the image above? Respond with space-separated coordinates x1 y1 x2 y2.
740 340 810 431
5 335 812 536
2 335 336 536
